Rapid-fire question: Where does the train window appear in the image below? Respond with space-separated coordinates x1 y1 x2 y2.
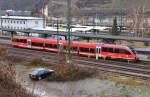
32 42 43 47
129 47 136 54
114 48 131 55
53 44 57 48
20 39 27 43
45 44 57 48
89 48 95 53
80 47 89 52
108 48 113 53
125 51 131 55
12 39 17 42
119 49 130 54
13 39 27 43
102 47 107 52
102 47 113 53
114 48 120 53
45 44 52 48
72 47 77 51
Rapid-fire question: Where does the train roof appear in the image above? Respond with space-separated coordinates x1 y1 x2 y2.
13 36 56 40
78 42 132 49
13 36 134 49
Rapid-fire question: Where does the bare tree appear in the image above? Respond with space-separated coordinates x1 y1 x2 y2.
127 3 148 37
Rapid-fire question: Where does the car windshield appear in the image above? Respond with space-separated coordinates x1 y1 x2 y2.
38 70 47 75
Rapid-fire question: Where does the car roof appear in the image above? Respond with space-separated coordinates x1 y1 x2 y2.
34 68 46 71
31 68 54 74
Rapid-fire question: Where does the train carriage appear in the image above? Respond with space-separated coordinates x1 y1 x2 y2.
70 42 79 55
78 43 97 57
44 39 59 52
12 36 28 48
28 38 44 50
101 44 139 61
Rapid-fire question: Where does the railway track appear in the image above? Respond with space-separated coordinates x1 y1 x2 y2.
5 46 150 81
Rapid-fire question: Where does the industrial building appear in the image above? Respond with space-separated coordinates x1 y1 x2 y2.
0 16 45 30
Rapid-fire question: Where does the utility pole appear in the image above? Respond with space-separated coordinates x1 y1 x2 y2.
66 0 72 63
42 0 46 28
56 17 59 48
0 9 3 35
0 19 1 36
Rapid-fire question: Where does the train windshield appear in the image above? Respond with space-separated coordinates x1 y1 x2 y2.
130 47 136 54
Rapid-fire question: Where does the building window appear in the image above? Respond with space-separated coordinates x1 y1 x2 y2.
20 21 22 24
24 21 26 24
14 21 16 24
35 21 38 24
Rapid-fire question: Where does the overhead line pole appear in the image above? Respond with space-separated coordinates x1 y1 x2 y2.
66 0 72 63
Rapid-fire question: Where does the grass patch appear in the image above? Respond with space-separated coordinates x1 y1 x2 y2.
97 71 150 86
95 70 150 86
108 76 146 86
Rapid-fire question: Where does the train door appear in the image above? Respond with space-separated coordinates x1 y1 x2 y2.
27 39 32 48
96 46 101 60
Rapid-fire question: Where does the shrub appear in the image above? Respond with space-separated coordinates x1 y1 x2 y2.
47 63 96 81
29 56 44 66
0 63 37 97
0 46 8 60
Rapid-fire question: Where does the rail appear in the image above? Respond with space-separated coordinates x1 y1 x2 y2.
5 46 150 82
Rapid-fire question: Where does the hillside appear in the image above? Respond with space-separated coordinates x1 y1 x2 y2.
0 0 150 16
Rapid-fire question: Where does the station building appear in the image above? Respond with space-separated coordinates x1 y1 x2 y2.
0 16 45 30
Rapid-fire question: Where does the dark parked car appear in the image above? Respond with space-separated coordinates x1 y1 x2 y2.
29 68 55 80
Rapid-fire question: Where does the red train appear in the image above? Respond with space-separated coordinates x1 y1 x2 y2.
11 36 139 62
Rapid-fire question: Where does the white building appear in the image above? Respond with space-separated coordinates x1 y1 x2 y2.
0 16 45 30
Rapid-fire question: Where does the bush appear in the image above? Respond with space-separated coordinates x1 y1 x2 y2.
0 46 8 60
47 63 96 81
0 63 37 97
29 56 44 66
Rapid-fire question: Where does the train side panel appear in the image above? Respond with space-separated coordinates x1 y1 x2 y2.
11 37 28 48
79 43 96 57
101 45 137 60
28 38 44 50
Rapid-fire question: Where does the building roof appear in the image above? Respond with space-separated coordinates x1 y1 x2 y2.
1 16 43 20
